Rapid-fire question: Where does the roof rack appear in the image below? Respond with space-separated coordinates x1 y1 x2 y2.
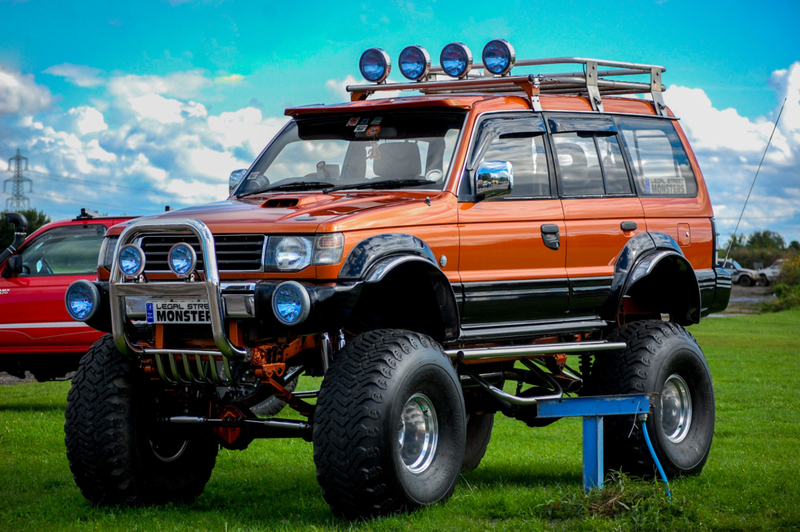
347 57 667 116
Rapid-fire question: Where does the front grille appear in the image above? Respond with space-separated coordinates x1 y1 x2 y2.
140 234 265 273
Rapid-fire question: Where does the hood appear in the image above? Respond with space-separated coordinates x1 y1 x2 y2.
106 190 456 236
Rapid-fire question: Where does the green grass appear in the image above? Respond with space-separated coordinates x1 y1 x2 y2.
2 311 800 531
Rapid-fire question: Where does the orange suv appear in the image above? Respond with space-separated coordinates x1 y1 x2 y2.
63 41 730 519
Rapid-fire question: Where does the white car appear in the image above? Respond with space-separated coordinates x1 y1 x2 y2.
758 259 783 286
717 259 760 287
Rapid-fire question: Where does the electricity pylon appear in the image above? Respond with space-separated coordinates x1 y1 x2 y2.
3 149 33 210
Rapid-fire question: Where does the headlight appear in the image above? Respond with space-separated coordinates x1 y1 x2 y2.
359 48 391 83
118 244 145 277
265 234 344 271
399 45 431 81
272 281 311 325
65 280 100 321
440 42 472 79
168 242 197 277
482 39 515 76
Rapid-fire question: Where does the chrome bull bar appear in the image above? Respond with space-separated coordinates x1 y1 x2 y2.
110 218 250 362
148 348 235 386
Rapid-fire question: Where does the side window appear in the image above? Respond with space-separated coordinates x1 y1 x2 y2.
19 225 107 276
552 133 604 196
477 133 550 197
553 133 633 197
616 117 698 197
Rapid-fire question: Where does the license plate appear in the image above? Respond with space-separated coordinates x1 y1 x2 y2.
146 299 211 324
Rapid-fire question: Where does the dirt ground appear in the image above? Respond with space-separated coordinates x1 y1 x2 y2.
0 285 774 385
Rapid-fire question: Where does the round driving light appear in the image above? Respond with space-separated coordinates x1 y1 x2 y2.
482 39 515 76
65 280 100 321
168 242 197 277
399 45 431 81
118 244 145 277
272 281 311 326
440 42 472 79
359 48 391 83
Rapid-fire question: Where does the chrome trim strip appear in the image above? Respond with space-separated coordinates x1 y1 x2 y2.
0 322 90 329
110 218 249 361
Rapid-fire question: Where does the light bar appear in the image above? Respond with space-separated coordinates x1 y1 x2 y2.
359 48 391 83
398 45 431 81
482 39 515 76
440 42 472 79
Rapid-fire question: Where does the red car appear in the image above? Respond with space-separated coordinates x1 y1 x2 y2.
0 209 133 381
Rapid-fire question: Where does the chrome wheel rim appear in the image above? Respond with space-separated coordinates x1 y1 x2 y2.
397 393 439 473
149 435 189 462
661 374 692 443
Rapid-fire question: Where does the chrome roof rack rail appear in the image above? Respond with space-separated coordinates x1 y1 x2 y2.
346 56 668 116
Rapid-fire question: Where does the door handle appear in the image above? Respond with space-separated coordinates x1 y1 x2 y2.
541 224 560 250
620 221 637 232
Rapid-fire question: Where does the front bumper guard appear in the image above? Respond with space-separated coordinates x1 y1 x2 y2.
110 218 249 362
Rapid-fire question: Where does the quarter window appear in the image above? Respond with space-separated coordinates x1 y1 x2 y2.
616 117 698 197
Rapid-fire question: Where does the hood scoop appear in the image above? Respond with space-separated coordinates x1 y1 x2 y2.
262 198 299 208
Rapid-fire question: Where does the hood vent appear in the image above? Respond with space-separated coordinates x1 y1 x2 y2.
263 198 299 208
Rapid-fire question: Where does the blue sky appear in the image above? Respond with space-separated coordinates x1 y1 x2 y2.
1 0 799 242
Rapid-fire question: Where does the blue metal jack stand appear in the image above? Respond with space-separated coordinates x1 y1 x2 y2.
536 394 650 492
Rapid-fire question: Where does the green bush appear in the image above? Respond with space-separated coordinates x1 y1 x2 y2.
762 252 800 312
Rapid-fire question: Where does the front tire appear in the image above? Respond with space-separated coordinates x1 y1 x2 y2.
64 335 218 506
313 329 466 519
739 275 752 287
591 320 715 478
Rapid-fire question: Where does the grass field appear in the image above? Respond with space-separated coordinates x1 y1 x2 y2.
2 311 799 531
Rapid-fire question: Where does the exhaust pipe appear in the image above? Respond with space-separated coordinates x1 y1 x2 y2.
0 213 28 265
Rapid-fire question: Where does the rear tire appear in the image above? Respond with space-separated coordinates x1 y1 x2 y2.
591 320 715 478
313 329 466 519
64 334 218 506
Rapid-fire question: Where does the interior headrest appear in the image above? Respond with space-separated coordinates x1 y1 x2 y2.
373 142 421 179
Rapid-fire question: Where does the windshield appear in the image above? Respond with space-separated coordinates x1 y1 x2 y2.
236 111 465 196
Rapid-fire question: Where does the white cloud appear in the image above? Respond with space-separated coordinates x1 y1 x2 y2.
215 74 245 84
43 63 104 87
107 70 212 99
0 65 52 117
68 106 108 135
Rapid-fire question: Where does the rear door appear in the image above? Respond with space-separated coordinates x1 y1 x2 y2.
0 223 107 354
457 113 568 332
547 115 645 317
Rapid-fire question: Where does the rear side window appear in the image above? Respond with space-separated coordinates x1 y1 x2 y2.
616 117 698 197
552 133 632 197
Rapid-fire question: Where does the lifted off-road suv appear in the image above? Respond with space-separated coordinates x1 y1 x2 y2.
64 42 730 518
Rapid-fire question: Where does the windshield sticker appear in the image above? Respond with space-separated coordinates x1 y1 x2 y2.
355 124 368 132
366 125 381 137
370 117 383 125
346 117 360 127
359 118 370 126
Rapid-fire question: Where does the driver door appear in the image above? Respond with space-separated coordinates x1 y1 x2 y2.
0 223 107 354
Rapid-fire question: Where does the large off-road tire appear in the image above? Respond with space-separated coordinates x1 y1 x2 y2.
64 334 218 506
592 320 715 478
462 413 494 470
313 329 466 519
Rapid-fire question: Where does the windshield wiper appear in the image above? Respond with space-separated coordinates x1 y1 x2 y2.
238 181 331 197
324 179 432 194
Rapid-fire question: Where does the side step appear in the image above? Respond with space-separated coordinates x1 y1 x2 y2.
444 340 626 361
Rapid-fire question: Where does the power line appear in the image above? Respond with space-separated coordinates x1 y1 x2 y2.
27 170 161 194
28 191 164 213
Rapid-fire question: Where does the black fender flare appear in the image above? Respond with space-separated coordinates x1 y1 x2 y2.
339 233 460 342
604 232 701 325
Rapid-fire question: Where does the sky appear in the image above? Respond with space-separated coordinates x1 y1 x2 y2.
0 0 798 243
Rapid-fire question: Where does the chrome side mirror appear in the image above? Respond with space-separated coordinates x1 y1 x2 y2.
474 160 513 199
229 169 248 194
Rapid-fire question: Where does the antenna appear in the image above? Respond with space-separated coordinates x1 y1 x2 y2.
723 98 788 264
3 149 34 210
